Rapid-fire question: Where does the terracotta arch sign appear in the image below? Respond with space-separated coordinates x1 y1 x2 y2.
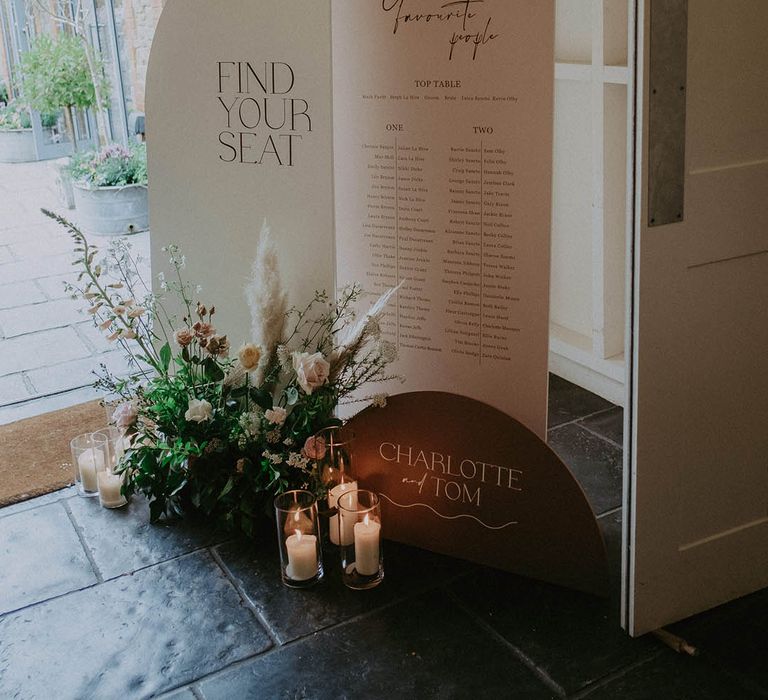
349 392 609 596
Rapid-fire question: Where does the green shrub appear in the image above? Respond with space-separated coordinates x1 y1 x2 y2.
41 112 59 129
0 100 32 130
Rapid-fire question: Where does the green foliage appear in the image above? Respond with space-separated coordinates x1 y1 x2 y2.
68 142 147 187
17 35 108 115
40 112 59 129
0 100 32 130
0 80 9 104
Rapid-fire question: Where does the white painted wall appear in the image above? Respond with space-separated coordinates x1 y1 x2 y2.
549 0 632 405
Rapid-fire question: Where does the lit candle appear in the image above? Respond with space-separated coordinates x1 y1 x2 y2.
97 470 127 508
329 481 358 545
77 448 105 492
285 530 318 581
284 507 313 537
353 514 381 576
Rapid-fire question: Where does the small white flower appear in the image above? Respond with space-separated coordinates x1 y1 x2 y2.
265 406 287 425
287 452 309 469
372 393 388 408
239 410 262 439
262 450 283 465
185 398 213 423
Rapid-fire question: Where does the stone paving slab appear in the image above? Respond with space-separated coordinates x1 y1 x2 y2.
0 551 272 700
157 689 197 700
582 651 764 700
9 232 77 259
548 422 623 516
68 495 227 581
450 568 659 697
0 486 77 518
0 280 47 309
0 385 103 425
579 406 624 447
0 502 97 614
0 252 78 284
0 221 69 243
32 272 76 300
0 297 83 337
0 326 91 376
25 351 128 396
197 591 556 700
215 533 474 645
0 246 12 264
0 372 32 404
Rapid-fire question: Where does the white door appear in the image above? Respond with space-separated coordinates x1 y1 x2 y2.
625 0 768 636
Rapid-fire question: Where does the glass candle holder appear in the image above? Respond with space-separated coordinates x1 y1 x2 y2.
338 489 384 590
274 490 323 588
328 473 358 546
70 432 109 497
314 425 355 489
93 428 128 509
95 426 128 469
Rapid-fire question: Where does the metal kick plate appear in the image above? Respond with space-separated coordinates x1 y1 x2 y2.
648 0 688 227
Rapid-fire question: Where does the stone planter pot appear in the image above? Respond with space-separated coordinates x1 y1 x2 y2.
72 182 149 236
0 129 37 163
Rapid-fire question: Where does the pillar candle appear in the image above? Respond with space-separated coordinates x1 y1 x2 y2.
97 471 127 508
329 481 358 545
284 507 313 537
354 515 381 576
285 531 318 581
77 448 104 492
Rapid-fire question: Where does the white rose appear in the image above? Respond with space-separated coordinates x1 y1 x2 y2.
265 406 287 425
291 351 330 395
185 398 213 423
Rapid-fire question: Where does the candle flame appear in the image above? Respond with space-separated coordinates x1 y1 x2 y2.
364 514 370 527
295 529 302 543
293 510 300 522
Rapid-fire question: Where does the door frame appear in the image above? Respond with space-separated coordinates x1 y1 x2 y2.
621 0 640 634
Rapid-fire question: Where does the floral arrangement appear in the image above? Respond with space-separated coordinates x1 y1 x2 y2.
67 142 148 188
46 211 400 535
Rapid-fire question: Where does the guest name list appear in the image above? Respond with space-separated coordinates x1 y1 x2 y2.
333 0 553 436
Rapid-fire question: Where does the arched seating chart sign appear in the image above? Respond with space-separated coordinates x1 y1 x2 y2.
148 0 607 594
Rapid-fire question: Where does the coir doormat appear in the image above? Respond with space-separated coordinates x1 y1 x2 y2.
0 401 105 507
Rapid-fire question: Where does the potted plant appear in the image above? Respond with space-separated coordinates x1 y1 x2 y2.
67 142 149 235
0 99 36 163
17 34 108 153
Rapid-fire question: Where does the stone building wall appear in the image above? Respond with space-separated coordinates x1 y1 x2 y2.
119 0 164 113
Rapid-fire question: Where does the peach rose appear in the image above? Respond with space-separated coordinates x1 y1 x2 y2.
238 343 262 371
174 328 194 347
303 435 327 460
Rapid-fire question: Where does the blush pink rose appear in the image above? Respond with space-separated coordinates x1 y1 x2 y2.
292 351 330 395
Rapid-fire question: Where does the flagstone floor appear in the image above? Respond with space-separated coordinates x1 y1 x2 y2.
0 159 148 425
1 376 765 699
